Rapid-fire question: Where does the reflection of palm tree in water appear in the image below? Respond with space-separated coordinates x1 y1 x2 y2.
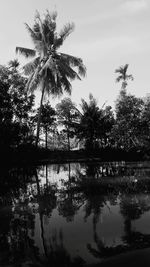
35 169 57 259
86 194 112 259
35 165 85 266
87 193 150 261
120 194 150 246
84 194 105 223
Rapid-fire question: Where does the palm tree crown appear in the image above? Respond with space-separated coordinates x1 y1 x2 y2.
16 10 86 146
115 64 133 89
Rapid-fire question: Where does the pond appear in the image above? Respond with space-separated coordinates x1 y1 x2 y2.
1 161 150 266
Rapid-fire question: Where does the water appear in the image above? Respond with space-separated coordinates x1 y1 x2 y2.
1 161 150 266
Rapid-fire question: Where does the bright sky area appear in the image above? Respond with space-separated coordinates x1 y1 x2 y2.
0 0 150 109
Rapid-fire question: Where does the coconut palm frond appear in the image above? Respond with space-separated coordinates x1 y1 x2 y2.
25 24 44 55
50 84 63 96
44 56 56 70
49 10 57 21
26 64 41 92
59 22 75 40
16 47 36 58
124 64 129 73
115 64 128 74
60 53 86 77
61 75 72 94
23 57 40 75
39 57 56 78
25 23 39 41
44 10 57 26
33 21 41 35
116 75 122 83
27 72 40 92
35 11 48 49
81 99 89 113
44 74 62 97
35 10 41 21
127 74 134 81
25 73 34 91
60 53 80 65
42 18 55 46
34 41 45 56
78 64 86 77
59 60 81 81
53 23 74 50
115 67 122 74
45 10 57 30
53 37 63 50
45 70 72 97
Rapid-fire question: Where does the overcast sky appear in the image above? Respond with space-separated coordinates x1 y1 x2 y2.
0 0 150 108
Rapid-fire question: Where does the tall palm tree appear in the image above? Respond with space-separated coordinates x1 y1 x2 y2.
115 64 133 90
16 10 86 147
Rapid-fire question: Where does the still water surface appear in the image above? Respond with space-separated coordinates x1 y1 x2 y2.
1 161 150 266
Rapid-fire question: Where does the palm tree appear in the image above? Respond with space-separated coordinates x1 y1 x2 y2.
115 64 133 90
16 10 86 147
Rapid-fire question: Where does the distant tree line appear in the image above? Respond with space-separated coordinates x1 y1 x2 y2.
0 60 150 158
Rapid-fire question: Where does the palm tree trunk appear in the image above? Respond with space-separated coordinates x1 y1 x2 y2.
35 82 45 147
67 129 70 151
45 126 48 149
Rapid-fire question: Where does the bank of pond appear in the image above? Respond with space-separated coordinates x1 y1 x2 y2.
1 161 150 266
2 144 149 165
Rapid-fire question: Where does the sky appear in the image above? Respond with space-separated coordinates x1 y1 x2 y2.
0 0 150 109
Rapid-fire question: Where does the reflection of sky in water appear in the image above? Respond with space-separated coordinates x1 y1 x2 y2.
38 163 85 189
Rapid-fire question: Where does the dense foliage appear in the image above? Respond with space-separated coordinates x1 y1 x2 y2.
0 62 35 152
1 60 150 159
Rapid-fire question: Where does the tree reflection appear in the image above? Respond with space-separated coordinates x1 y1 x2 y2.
120 193 150 245
87 192 150 262
55 163 85 222
0 165 58 266
38 229 85 267
84 194 106 224
86 193 123 260
58 191 84 222
2 162 150 266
